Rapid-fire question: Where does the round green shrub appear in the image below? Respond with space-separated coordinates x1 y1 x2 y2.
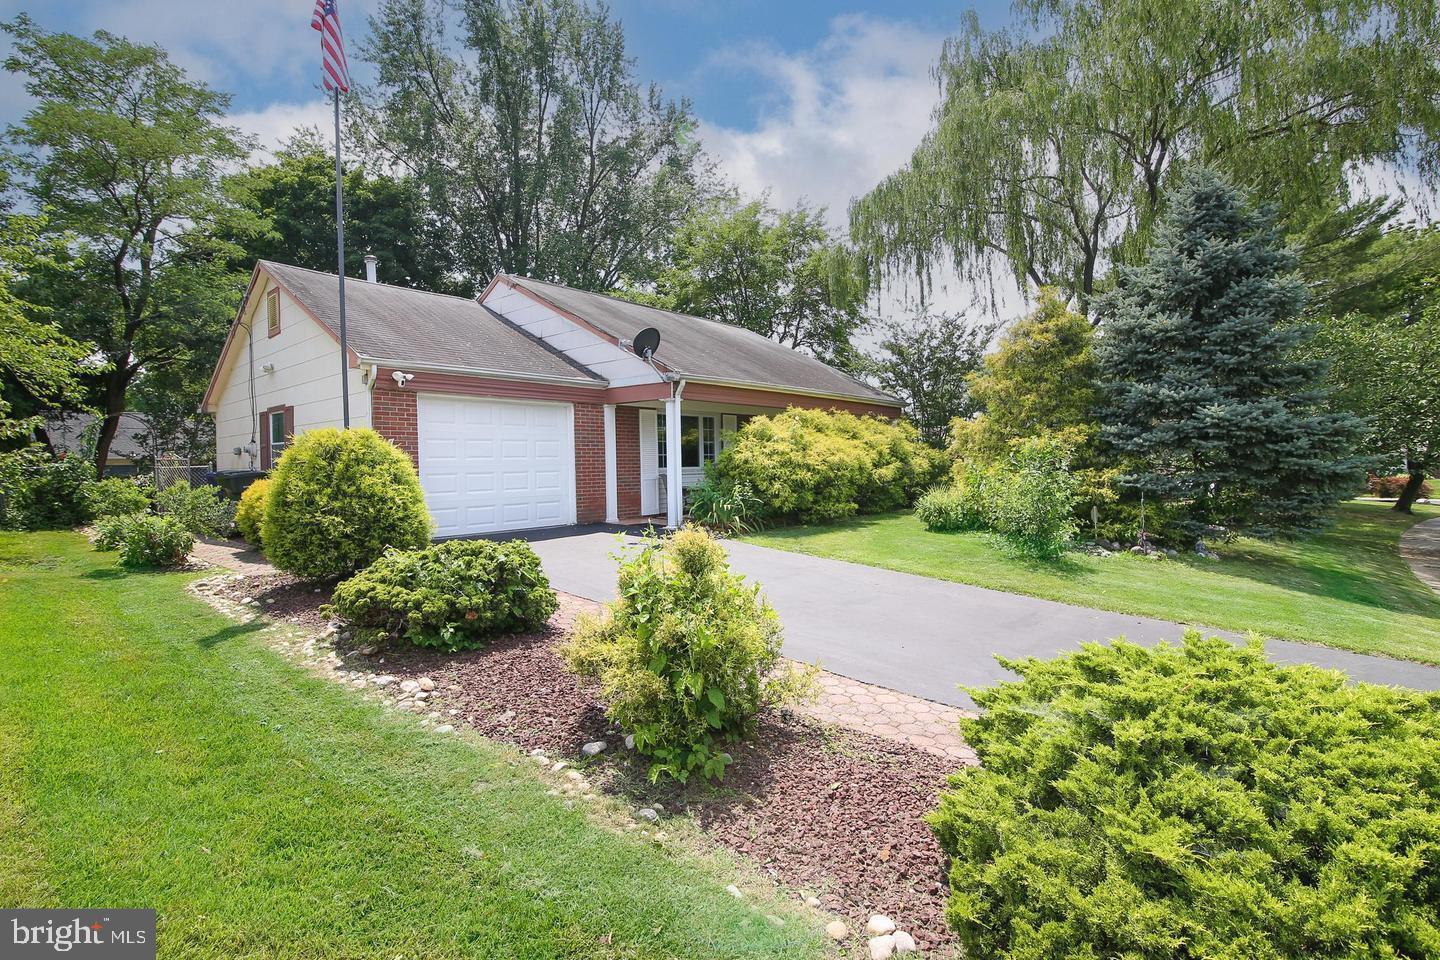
116 514 194 568
930 633 1440 960
235 478 271 545
562 527 816 783
82 477 152 519
329 539 557 650
715 408 943 524
11 455 95 529
91 512 139 551
260 428 431 579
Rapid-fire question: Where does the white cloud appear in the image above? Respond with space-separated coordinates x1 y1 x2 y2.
696 15 1022 323
229 100 336 162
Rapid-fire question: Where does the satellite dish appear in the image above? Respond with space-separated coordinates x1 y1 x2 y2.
632 327 661 360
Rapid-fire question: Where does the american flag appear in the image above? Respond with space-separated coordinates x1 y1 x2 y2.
311 0 350 93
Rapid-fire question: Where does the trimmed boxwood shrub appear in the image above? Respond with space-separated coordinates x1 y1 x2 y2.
116 514 194 568
328 539 556 650
562 527 815 783
261 428 431 579
235 478 271 545
930 633 1440 960
714 408 943 524
82 477 152 519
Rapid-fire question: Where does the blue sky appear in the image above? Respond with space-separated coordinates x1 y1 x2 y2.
0 0 1014 313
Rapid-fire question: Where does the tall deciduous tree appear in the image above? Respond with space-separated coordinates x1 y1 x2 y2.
863 312 996 445
223 133 456 292
2 16 255 474
1309 225 1440 513
655 198 869 365
353 0 712 292
1094 168 1366 540
850 0 1440 311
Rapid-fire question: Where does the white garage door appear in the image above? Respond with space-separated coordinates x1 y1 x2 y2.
417 395 575 536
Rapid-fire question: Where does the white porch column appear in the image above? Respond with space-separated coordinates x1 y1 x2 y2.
664 391 683 529
602 403 618 524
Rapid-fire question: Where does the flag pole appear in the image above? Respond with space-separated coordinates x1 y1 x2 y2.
333 85 350 428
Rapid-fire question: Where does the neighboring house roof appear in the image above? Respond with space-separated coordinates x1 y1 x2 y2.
504 275 898 405
261 261 601 385
46 412 154 462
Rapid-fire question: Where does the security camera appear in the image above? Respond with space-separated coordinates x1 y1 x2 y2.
392 370 416 388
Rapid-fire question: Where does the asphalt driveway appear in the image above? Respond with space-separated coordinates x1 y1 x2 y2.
526 530 1440 709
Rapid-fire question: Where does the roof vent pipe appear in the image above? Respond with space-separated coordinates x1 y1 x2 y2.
363 253 378 283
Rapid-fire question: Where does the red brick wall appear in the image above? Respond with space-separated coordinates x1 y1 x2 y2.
372 379 419 466
615 406 641 518
574 402 605 523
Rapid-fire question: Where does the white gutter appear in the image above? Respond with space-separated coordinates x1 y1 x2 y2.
358 356 607 389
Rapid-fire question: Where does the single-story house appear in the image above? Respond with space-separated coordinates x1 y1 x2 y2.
44 412 181 477
202 259 902 536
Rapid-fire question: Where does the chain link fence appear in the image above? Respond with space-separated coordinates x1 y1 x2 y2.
153 456 214 492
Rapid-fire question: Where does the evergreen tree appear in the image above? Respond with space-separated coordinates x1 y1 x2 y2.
1094 168 1366 540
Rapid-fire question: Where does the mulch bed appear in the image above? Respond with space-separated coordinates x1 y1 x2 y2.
210 573 958 949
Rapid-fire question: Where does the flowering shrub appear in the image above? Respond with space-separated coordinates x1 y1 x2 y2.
562 527 815 783
931 633 1440 960
328 539 556 650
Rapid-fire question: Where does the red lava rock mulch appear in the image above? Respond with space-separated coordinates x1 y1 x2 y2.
209 574 959 949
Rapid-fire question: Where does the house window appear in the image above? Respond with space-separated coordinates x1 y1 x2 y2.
658 413 720 470
266 289 281 337
269 409 288 460
701 416 716 462
679 416 700 468
657 413 666 469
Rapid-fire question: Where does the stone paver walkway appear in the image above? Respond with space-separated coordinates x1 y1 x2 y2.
794 668 977 765
1400 516 1440 596
190 537 273 576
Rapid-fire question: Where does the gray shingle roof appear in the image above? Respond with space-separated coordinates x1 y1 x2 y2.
506 276 900 405
262 261 601 384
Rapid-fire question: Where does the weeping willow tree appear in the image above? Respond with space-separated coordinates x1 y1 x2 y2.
850 0 1440 312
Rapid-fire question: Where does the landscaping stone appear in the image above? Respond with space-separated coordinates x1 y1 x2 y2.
636 807 659 823
867 915 896 936
892 931 916 953
399 679 421 694
417 676 436 692
804 896 821 908
825 921 848 941
372 675 396 687
435 724 455 734
725 884 743 899
623 734 635 749
581 740 607 757
868 934 895 959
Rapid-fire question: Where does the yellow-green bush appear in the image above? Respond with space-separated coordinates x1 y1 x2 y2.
235 478 270 545
562 527 815 783
715 408 942 524
931 634 1440 960
261 428 431 579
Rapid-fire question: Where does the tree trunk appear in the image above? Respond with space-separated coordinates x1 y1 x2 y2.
91 368 133 477
1393 471 1428 514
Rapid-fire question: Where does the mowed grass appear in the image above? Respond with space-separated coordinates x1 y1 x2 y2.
745 501 1440 665
0 532 821 960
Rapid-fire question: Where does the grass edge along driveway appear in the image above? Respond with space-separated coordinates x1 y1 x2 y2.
0 531 822 960
744 501 1440 667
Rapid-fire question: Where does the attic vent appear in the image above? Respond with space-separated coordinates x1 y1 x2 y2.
266 288 280 337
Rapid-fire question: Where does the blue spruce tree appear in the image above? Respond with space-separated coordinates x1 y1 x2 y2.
1094 167 1366 541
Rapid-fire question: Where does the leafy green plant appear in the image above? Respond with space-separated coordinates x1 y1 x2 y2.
328 539 557 651
686 466 763 535
7 455 95 529
82 477 152 519
261 428 431 579
91 512 139 551
715 408 943 524
915 483 988 532
155 480 236 538
115 514 194 568
985 435 1079 557
930 632 1440 960
235 478 271 545
562 527 815 783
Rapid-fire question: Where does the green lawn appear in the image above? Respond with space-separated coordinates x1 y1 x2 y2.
0 532 820 959
744 501 1440 665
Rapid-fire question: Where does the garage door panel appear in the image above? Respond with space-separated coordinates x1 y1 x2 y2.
418 395 574 536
